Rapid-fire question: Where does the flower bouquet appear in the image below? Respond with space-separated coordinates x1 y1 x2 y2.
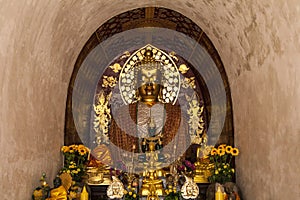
208 144 239 184
60 144 89 182
123 185 139 200
177 160 196 177
164 185 181 200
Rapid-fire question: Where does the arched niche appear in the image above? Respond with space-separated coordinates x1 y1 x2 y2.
64 7 234 151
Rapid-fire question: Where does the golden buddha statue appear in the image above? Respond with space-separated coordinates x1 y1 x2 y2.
146 184 159 200
193 145 214 183
109 49 189 167
140 137 164 196
46 177 67 200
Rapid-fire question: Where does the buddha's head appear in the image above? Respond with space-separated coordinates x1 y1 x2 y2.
53 176 62 188
136 50 162 106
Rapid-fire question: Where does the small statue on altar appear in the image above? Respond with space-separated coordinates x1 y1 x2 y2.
165 174 175 189
146 184 159 200
46 177 67 200
181 175 199 199
193 143 214 183
107 176 125 199
140 138 165 196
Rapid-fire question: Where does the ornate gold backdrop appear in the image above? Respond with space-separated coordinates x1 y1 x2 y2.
92 44 206 150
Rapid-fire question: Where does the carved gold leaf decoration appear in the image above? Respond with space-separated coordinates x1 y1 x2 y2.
109 63 122 73
93 91 112 144
169 51 178 61
181 77 196 89
187 94 205 144
120 51 131 59
102 76 117 88
179 64 189 74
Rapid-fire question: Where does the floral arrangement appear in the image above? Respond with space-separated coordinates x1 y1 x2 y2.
177 160 196 174
208 144 239 184
60 144 90 182
123 185 138 200
164 185 181 200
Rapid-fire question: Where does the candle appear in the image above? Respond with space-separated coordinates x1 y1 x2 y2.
80 186 89 200
87 148 91 161
215 186 224 200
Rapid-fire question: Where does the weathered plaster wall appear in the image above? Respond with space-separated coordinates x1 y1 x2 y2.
0 0 299 199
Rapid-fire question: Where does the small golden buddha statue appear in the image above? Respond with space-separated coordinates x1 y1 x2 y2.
146 184 159 200
193 145 213 183
46 177 67 200
140 140 164 196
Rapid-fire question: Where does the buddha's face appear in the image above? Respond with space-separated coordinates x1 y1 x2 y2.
137 68 162 105
53 177 62 188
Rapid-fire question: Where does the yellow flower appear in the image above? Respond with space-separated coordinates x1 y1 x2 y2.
78 145 88 155
129 191 133 196
128 185 131 189
215 171 219 175
218 149 225 156
78 148 87 156
165 190 169 195
61 146 69 153
232 168 235 173
67 170 70 174
231 148 239 156
225 146 232 154
69 145 76 153
169 189 173 193
218 145 226 150
211 148 218 155
133 194 137 198
223 165 227 169
124 190 128 194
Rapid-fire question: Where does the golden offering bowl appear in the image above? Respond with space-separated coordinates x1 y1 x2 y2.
88 175 103 183
87 176 112 185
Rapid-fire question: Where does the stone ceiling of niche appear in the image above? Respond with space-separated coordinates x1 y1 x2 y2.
95 7 203 45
